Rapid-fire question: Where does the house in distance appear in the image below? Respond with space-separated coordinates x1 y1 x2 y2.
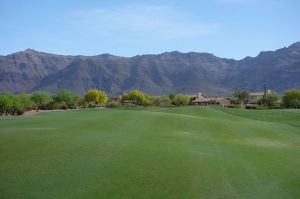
191 92 231 107
245 89 272 108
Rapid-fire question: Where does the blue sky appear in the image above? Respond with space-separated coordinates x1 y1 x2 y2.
0 0 299 59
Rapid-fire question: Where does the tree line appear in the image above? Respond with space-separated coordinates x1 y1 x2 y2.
0 89 191 116
233 89 300 109
1 88 300 116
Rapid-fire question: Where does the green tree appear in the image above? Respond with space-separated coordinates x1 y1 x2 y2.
97 90 108 105
106 101 122 108
168 94 175 104
10 96 24 115
144 96 155 107
120 93 130 103
18 93 34 111
84 89 108 106
258 92 280 108
234 90 249 104
0 93 25 115
153 96 172 107
128 90 146 105
282 89 300 108
173 94 190 106
84 89 98 105
31 92 50 112
53 90 78 109
77 97 88 108
0 94 13 116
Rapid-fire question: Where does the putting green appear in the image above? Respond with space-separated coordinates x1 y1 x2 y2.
0 107 299 199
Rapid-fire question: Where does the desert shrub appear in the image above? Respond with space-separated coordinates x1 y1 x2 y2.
144 96 155 107
120 90 149 106
52 90 78 109
31 92 50 112
84 89 108 106
258 92 280 109
18 93 34 111
129 90 146 105
107 101 122 108
0 93 25 115
282 89 300 108
153 96 172 107
173 94 190 106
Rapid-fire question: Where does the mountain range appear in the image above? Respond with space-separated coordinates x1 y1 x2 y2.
1 42 300 96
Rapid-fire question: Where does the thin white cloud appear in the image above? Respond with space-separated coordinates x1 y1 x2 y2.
68 5 221 39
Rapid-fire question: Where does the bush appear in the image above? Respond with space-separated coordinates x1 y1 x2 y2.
233 90 249 104
18 93 34 111
44 100 73 110
282 89 300 108
173 94 190 106
88 103 97 108
0 93 25 116
11 96 24 115
258 92 280 109
52 91 78 109
144 96 155 107
153 96 172 107
120 90 148 106
84 89 108 106
129 90 146 105
77 98 87 108
31 92 50 112
107 101 122 108
168 94 175 104
0 94 12 115
16 107 25 115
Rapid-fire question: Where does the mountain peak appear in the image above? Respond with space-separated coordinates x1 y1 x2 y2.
0 42 299 95
23 48 38 53
288 42 300 49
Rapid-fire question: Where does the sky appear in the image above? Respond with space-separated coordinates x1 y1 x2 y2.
0 0 299 59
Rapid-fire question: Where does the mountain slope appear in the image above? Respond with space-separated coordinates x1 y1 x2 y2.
33 52 235 95
0 43 299 96
0 49 75 93
225 42 300 92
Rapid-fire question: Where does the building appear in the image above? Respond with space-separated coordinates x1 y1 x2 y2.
191 92 231 107
246 90 271 107
190 92 208 102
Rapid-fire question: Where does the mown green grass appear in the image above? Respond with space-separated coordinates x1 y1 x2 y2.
0 107 299 199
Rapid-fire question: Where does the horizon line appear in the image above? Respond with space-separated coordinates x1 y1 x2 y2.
2 41 299 60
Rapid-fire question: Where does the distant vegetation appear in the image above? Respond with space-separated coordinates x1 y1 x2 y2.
0 89 300 116
232 89 282 109
84 89 108 107
282 89 300 108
